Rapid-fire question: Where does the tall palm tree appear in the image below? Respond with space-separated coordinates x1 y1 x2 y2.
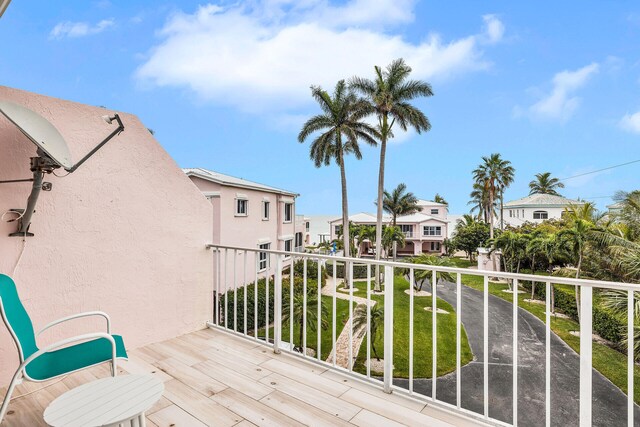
456 214 478 228
472 154 515 239
499 169 515 231
382 226 406 260
383 183 421 260
282 288 328 353
434 193 448 205
298 80 379 261
529 172 565 196
350 58 433 285
352 303 384 361
558 218 594 321
468 182 495 223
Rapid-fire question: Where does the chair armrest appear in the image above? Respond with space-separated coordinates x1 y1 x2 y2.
20 332 117 372
36 311 111 338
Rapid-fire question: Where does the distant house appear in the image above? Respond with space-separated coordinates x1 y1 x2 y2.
185 168 305 286
503 194 584 226
607 202 623 215
328 200 449 256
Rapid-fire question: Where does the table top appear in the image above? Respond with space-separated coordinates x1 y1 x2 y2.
43 374 164 427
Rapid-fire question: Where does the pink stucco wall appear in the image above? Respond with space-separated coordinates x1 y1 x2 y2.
0 86 213 384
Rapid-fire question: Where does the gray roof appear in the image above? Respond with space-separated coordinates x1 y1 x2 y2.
504 193 583 208
184 168 298 196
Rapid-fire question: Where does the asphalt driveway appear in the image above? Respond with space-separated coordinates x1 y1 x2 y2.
390 280 640 426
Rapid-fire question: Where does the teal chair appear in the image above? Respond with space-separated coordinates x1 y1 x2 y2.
0 274 127 422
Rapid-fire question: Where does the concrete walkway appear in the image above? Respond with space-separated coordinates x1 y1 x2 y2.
393 280 640 427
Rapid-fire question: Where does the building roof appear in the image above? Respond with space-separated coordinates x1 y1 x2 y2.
504 193 584 208
184 168 299 197
329 211 447 224
416 199 448 207
607 202 623 209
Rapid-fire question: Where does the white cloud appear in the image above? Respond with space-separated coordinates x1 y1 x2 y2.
620 111 640 134
135 1 504 114
50 19 114 39
526 63 599 122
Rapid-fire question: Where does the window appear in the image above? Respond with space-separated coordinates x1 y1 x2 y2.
509 210 513 218
423 226 442 236
400 224 413 236
522 209 525 218
258 243 270 271
335 225 342 236
295 232 303 248
305 221 310 232
533 210 549 220
430 242 441 251
262 201 270 220
430 209 438 215
284 239 293 258
236 199 248 216
284 203 293 223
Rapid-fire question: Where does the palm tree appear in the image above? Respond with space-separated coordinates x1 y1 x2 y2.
526 232 547 299
468 182 496 223
409 254 455 291
352 303 384 360
558 218 594 321
282 288 328 353
299 81 379 262
383 183 421 260
529 172 565 196
434 193 448 205
456 214 478 228
472 154 514 238
382 226 406 260
350 59 433 286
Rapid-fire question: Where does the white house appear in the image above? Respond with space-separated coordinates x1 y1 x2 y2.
503 194 584 226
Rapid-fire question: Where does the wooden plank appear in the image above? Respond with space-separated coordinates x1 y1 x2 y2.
147 404 207 427
349 409 406 427
259 390 353 427
192 360 274 400
259 359 347 397
151 340 208 366
120 356 173 382
420 405 481 427
211 388 304 427
203 339 273 366
162 379 242 427
320 370 425 412
340 388 453 427
154 357 227 396
147 396 173 415
233 420 258 427
199 348 273 381
258 373 360 421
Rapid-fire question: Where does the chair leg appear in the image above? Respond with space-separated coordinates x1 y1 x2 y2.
0 369 23 423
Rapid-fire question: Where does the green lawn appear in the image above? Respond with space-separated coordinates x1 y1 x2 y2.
350 275 474 378
455 260 640 404
261 294 352 361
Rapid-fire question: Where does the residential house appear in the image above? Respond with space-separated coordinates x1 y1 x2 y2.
329 200 449 256
184 168 304 287
503 194 584 227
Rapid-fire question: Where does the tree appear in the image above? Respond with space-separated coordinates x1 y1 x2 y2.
434 193 448 205
457 214 478 228
472 153 514 238
351 59 433 290
451 221 490 261
558 218 594 321
468 182 496 223
525 232 548 299
381 226 406 260
282 287 328 353
409 254 455 291
352 303 384 360
528 172 565 196
299 80 379 264
383 183 421 260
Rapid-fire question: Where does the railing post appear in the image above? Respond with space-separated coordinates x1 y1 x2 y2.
580 285 592 426
383 265 394 394
274 254 283 354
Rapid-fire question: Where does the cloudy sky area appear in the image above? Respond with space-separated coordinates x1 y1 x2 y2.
1 1 639 214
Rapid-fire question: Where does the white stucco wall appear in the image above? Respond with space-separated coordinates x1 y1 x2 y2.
503 206 567 227
0 86 213 384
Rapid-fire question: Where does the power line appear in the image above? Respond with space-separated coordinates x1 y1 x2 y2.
559 159 640 181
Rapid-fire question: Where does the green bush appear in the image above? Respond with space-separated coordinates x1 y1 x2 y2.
292 259 327 284
326 260 369 279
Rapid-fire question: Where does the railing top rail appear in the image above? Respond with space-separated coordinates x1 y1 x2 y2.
206 243 640 290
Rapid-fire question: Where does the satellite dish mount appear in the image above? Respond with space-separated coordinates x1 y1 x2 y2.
0 101 125 236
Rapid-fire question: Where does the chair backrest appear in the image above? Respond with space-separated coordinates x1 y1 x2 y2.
0 274 38 361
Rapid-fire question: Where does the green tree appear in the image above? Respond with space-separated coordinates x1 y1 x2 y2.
451 221 490 261
298 80 379 262
282 287 328 353
558 218 594 320
381 225 406 260
468 182 496 223
528 172 565 196
352 303 384 360
434 193 448 205
382 183 421 260
351 59 433 283
472 153 515 238
409 254 454 291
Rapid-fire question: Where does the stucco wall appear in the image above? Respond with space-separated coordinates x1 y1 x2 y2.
0 86 213 384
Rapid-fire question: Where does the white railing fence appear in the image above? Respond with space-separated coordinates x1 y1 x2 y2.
206 244 640 427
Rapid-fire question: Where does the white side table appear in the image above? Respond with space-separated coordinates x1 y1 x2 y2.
44 374 164 427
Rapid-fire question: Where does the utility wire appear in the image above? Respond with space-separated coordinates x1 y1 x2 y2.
559 159 640 181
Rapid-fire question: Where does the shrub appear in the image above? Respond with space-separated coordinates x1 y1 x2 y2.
326 260 369 279
292 259 327 285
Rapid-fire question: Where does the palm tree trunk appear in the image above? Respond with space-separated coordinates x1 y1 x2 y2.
374 118 388 293
338 148 351 289
500 187 505 231
489 187 498 274
299 316 304 351
575 252 582 322
531 255 536 300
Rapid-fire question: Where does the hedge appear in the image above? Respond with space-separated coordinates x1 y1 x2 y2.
325 260 370 279
521 281 624 346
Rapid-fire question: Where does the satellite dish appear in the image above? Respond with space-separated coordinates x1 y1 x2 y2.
0 101 73 170
0 100 125 236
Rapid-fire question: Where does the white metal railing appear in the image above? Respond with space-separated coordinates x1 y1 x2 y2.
206 243 640 427
403 231 414 238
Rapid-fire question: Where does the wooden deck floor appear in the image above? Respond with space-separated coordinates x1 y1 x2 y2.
1 328 483 426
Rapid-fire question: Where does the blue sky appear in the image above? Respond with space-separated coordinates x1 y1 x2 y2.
1 1 639 215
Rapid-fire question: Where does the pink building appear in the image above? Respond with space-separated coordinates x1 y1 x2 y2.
329 200 449 256
185 168 304 288
0 86 213 384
